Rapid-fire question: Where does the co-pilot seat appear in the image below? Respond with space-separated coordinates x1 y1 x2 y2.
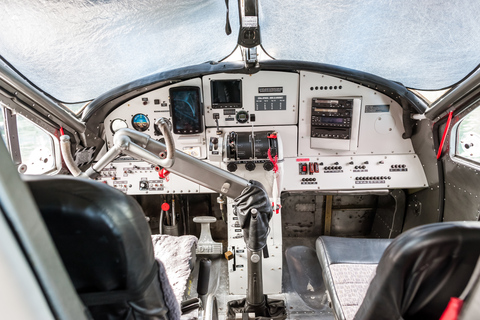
25 175 179 320
317 222 480 320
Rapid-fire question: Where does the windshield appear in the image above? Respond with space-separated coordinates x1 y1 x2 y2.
0 0 239 104
1 1 480 106
261 0 480 90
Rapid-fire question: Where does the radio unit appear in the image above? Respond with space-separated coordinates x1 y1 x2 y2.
311 98 353 139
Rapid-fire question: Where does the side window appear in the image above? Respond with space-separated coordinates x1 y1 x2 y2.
456 107 480 164
16 115 56 174
0 105 56 174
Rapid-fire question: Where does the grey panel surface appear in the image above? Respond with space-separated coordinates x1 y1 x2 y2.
0 0 239 102
261 0 480 89
370 190 406 238
404 118 441 230
331 209 374 237
443 157 480 221
281 193 325 238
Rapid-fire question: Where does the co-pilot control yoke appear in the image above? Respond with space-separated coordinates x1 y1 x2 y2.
60 117 284 318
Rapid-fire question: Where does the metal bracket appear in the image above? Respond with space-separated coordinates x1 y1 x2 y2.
244 47 258 68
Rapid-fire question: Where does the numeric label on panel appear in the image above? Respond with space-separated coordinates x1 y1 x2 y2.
255 96 287 111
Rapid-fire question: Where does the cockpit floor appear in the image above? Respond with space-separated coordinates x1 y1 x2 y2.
184 238 334 319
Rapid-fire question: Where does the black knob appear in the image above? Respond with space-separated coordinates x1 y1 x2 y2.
334 162 339 165
245 162 256 171
212 138 218 145
227 162 238 172
263 161 274 171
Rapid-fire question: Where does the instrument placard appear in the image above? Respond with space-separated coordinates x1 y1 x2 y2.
255 95 287 111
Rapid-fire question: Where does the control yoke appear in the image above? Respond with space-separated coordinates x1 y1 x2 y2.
60 117 277 315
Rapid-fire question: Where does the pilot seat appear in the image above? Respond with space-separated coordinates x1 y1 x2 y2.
25 175 190 320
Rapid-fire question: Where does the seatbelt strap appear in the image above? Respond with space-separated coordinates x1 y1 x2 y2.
439 254 480 320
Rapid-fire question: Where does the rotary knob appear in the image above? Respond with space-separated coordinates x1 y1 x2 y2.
227 162 238 172
263 161 274 171
245 161 256 171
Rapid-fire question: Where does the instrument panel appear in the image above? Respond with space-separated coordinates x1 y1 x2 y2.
100 70 428 195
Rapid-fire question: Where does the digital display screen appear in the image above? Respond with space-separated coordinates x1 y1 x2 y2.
320 117 344 124
169 87 203 134
315 108 338 113
211 80 242 107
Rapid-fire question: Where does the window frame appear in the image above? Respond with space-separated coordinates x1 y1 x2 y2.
449 101 480 170
0 104 61 175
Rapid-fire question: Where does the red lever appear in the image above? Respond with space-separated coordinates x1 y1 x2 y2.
436 111 454 160
268 148 279 173
158 168 170 181
161 203 170 212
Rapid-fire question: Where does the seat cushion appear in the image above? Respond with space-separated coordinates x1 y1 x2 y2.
329 264 376 320
152 235 197 304
316 236 393 320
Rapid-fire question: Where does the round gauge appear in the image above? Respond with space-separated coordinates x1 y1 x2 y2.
110 118 128 133
132 114 150 132
236 110 249 123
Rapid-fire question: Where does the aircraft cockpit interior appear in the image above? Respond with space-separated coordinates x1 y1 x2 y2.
1 1 480 320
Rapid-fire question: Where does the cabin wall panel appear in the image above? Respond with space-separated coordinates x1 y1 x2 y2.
443 157 480 221
404 118 440 230
280 192 324 238
370 190 405 238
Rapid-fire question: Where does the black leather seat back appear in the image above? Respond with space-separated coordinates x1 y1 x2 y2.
25 175 171 319
355 222 480 320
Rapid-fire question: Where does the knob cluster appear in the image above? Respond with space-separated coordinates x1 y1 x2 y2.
226 161 274 172
355 176 391 180
324 166 342 170
245 162 256 171
354 165 367 169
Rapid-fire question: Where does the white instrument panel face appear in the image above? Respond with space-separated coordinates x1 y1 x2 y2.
104 78 207 159
227 198 283 295
203 72 299 127
96 160 202 194
98 70 427 195
283 154 427 192
298 71 414 156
